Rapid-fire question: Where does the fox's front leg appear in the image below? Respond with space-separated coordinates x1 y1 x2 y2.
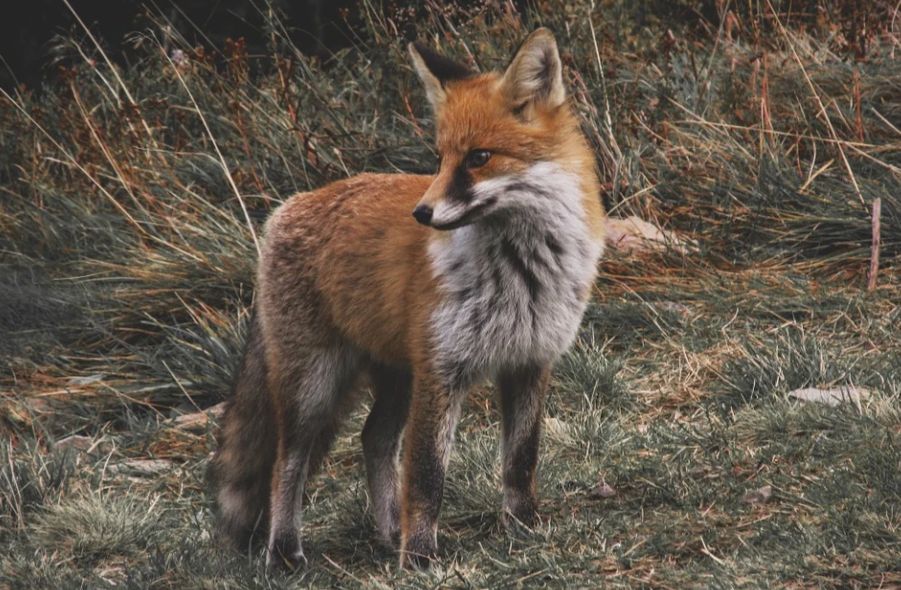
497 365 550 528
398 370 465 569
362 364 412 546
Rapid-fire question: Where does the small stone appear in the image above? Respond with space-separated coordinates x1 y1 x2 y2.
788 386 870 407
590 478 617 499
742 484 773 505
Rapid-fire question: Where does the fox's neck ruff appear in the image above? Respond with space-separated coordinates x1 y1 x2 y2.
427 162 604 389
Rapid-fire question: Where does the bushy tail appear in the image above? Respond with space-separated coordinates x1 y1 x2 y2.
209 311 276 551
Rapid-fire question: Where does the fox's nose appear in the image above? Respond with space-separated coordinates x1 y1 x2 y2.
412 204 433 226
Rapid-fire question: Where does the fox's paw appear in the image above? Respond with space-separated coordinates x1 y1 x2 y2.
389 528 401 549
381 525 401 551
399 533 437 570
266 532 307 571
502 496 541 533
376 501 401 549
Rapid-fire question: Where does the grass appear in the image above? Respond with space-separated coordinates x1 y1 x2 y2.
1 0 899 587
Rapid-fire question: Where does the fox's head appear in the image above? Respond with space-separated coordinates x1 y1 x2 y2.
408 28 595 230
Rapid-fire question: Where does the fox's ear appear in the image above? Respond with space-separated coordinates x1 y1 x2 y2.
501 28 566 114
408 42 474 112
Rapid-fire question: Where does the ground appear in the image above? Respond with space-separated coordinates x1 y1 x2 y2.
1 1 899 588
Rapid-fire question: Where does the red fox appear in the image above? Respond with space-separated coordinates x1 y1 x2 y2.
210 28 605 570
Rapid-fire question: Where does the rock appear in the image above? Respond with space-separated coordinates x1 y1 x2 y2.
589 478 617 499
605 216 691 254
788 386 870 407
742 484 773 505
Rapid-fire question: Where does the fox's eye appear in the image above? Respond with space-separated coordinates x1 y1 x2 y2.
464 149 491 169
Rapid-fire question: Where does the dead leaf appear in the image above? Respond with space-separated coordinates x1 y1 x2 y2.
174 401 227 432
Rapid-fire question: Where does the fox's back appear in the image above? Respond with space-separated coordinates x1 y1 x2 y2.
258 173 438 365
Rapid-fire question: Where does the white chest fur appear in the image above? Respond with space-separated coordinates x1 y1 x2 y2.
427 162 603 389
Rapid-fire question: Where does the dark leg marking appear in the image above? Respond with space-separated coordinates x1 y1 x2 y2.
496 364 550 529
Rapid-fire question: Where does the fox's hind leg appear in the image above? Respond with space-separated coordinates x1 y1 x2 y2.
362 364 412 546
266 344 361 569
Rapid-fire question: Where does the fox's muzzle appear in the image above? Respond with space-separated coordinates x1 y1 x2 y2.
412 204 433 226
413 172 450 226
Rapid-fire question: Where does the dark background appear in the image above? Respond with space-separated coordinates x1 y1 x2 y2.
0 0 364 90
0 0 887 91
